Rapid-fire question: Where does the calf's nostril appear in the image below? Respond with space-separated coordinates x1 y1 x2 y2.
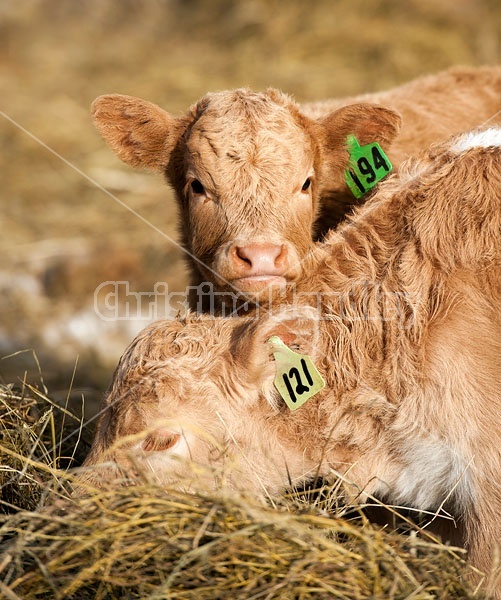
275 245 288 268
235 245 254 268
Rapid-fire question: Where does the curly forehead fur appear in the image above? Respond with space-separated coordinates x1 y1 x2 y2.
116 314 237 376
102 314 245 443
186 89 314 209
192 88 301 128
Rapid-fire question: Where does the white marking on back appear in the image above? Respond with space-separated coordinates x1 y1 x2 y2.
451 128 501 153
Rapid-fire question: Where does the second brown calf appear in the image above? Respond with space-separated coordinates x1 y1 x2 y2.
80 129 501 594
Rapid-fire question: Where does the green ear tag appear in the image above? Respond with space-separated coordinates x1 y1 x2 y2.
267 336 325 411
344 134 392 199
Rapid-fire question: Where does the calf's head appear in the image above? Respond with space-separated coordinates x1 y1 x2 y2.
78 308 348 495
92 89 400 301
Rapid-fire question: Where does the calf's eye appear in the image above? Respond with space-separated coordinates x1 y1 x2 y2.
190 179 205 195
301 178 312 192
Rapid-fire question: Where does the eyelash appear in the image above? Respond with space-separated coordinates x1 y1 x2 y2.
142 432 180 452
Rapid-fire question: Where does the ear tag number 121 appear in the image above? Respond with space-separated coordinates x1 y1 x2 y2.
344 134 392 199
267 336 325 411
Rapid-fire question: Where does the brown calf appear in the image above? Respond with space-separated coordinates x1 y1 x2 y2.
91 66 501 306
80 129 501 589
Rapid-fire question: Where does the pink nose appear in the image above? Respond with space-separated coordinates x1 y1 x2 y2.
230 243 289 277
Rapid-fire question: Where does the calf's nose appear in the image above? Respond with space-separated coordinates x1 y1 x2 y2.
231 242 289 276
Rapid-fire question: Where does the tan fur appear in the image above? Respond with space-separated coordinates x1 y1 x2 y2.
91 66 501 306
80 130 501 592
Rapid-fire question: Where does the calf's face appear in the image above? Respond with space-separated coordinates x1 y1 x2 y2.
182 94 314 294
79 310 333 495
92 89 400 301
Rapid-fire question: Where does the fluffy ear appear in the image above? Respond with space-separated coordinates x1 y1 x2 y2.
91 94 188 172
232 306 323 381
317 104 401 212
321 102 402 152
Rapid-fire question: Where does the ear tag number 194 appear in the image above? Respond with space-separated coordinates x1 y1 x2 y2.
267 336 325 411
344 134 392 199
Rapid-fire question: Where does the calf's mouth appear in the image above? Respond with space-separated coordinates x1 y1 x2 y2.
231 274 288 293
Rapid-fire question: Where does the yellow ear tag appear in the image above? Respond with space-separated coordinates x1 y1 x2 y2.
267 336 325 411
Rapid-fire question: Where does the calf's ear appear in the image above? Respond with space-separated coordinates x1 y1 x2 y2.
317 103 402 189
260 306 322 358
91 94 188 172
232 306 323 381
321 102 402 152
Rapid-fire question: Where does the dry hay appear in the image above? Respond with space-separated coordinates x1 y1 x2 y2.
0 382 90 513
0 384 479 599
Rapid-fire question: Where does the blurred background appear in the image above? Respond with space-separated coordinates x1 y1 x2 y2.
0 0 499 420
